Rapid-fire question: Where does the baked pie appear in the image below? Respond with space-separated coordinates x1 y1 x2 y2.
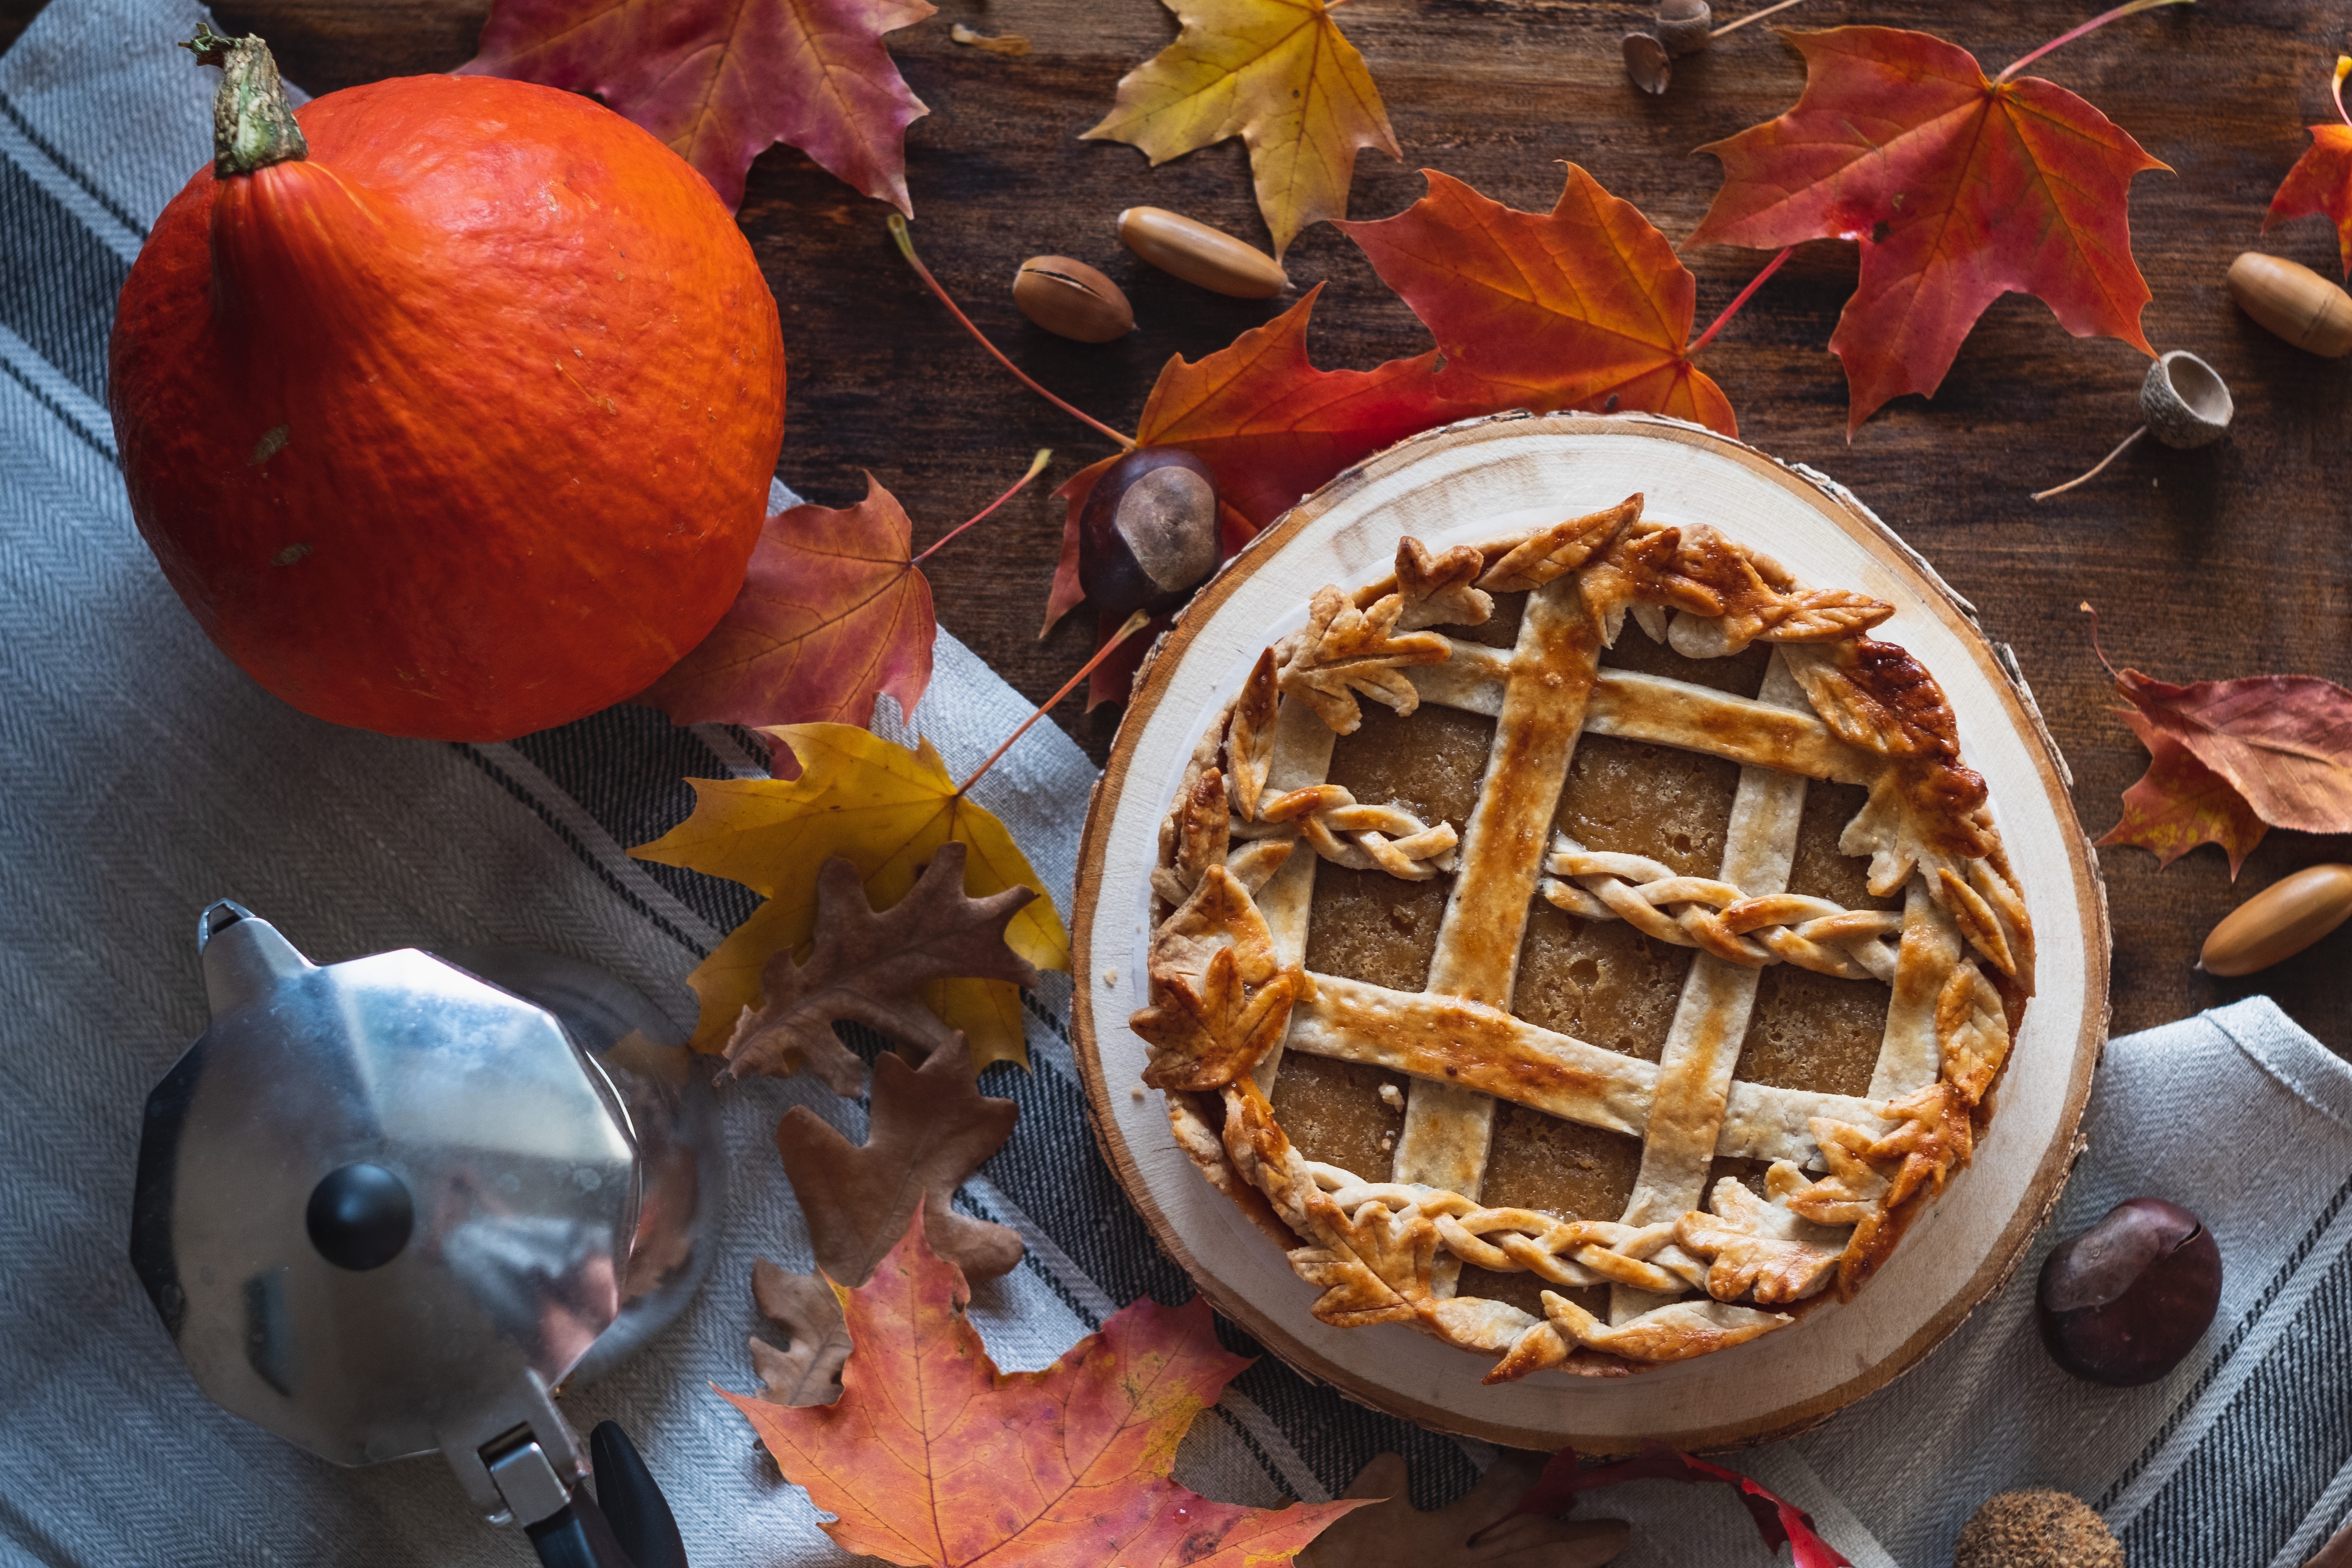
1130 495 2033 1379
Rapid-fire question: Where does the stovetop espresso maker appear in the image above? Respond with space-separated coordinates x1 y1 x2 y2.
130 901 722 1566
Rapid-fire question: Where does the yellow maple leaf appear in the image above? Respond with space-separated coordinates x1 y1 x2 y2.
1083 0 1398 259
631 724 1069 1072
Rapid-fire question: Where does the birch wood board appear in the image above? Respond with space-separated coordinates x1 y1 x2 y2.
1070 412 2111 1453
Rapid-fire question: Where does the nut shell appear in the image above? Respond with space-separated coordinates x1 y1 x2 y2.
1622 31 1673 94
1079 448 1220 616
1118 207 1288 299
2227 250 2352 357
1013 256 1134 343
1657 0 1711 55
2201 862 2352 976
2138 350 2233 450
2038 1197 2221 1387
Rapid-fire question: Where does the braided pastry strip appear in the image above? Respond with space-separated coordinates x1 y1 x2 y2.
1539 838 1903 982
1231 783 1461 880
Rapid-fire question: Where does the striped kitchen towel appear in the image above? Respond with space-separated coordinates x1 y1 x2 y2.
2 2 2347 1563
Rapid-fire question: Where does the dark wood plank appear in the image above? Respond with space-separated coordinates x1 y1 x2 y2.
30 0 2352 1053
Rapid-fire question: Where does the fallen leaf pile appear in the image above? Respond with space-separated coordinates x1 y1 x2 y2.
1517 1444 1851 1568
1691 24 2168 434
631 723 1068 1067
751 1042 1021 1408
1299 1452 1631 1568
642 476 936 735
2265 54 2352 277
463 0 935 213
726 1210 1367 1566
1087 0 1398 259
1038 164 1735 702
2088 611 2352 876
725 843 1038 1092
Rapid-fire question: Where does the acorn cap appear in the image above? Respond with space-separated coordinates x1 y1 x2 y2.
2139 349 2233 450
1954 1489 2122 1568
1657 0 1711 55
1622 31 1672 93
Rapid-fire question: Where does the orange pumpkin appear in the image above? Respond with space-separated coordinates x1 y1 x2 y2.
109 33 786 741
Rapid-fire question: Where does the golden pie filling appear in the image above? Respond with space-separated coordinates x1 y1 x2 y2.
1134 496 2033 1379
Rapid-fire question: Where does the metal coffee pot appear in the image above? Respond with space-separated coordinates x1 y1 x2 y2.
130 902 722 1566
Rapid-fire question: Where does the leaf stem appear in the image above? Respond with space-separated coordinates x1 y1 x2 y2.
1995 0 2194 84
912 448 1053 566
889 215 1137 453
2079 600 2120 679
1710 0 1810 41
2032 425 2146 501
1687 247 1794 357
2333 54 2350 128
958 611 1151 794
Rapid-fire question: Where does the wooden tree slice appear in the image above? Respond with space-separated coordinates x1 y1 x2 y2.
1070 412 2109 1454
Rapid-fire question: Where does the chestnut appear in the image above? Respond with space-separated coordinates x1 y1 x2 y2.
2038 1197 2221 1387
1078 448 1219 617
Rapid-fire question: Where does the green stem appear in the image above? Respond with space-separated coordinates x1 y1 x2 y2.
1994 0 2194 85
888 215 1137 453
182 25 307 178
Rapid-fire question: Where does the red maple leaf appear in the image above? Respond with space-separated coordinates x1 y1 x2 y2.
2264 54 2352 277
641 476 934 730
722 1209 1365 1566
1516 1443 1853 1568
462 0 935 214
1340 165 1737 437
2109 668 2352 837
1044 165 1733 693
1690 25 2168 434
2098 707 2269 877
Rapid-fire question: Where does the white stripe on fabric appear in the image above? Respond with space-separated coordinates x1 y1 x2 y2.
0 321 111 457
2104 1183 2352 1535
0 111 140 263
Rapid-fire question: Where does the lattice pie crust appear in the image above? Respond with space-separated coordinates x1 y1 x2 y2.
1132 496 2033 1379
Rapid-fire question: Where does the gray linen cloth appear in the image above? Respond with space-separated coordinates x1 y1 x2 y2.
3 2 2347 1563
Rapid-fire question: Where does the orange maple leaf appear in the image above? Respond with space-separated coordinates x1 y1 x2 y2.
463 0 935 213
1341 166 1738 437
722 1210 1366 1567
642 476 935 730
2098 707 2268 878
1690 25 2169 435
2265 54 2352 277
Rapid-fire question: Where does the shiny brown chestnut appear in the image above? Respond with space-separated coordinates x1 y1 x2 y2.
1078 448 1220 617
2038 1197 2222 1387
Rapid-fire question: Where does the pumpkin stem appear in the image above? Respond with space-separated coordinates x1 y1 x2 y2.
181 24 307 179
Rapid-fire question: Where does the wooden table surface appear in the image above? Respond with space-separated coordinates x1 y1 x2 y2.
14 0 2351 1054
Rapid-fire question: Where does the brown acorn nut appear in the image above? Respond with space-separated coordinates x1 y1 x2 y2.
2038 1197 2221 1387
2227 251 2352 357
1078 448 1219 617
1657 0 1712 55
2200 863 2352 976
1012 256 1134 343
1118 207 1288 299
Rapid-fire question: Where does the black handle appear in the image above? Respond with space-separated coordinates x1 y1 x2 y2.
524 1422 688 1568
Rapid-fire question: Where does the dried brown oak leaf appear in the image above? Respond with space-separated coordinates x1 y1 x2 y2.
1299 1451 1630 1568
726 841 1039 1095
751 1260 853 1408
752 1041 1022 1406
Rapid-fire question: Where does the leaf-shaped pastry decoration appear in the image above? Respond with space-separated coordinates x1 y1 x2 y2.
1390 537 1492 633
1134 948 1302 1091
1279 585 1450 733
1475 495 1643 594
1673 1176 1843 1306
725 844 1040 1093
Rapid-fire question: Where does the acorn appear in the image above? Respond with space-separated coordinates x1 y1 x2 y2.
2227 250 2352 357
1078 448 1220 616
1622 31 1673 93
2200 863 2352 976
1012 256 1134 343
1657 0 1712 55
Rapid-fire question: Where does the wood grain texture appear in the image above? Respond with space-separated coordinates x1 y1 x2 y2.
21 0 2351 1051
